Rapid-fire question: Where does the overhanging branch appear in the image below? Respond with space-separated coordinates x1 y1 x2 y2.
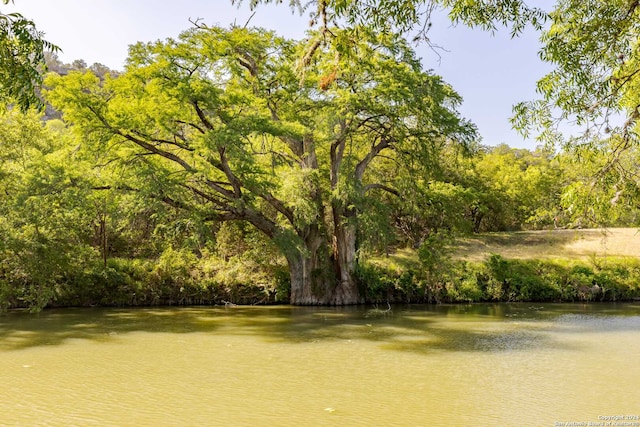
355 136 392 181
363 183 400 197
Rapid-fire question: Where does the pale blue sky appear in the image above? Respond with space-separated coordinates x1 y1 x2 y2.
6 0 554 149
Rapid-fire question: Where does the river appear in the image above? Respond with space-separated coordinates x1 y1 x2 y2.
1 303 639 426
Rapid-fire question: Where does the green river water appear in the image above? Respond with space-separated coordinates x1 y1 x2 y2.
1 303 639 426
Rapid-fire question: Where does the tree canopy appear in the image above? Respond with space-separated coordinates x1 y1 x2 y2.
233 0 547 37
513 0 640 146
237 1 640 154
45 25 474 304
238 0 640 219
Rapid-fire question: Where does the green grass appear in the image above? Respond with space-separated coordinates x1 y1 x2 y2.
368 248 421 272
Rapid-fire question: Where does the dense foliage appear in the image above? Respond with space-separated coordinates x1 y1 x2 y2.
2 0 640 309
361 255 640 304
1 104 638 310
0 0 58 109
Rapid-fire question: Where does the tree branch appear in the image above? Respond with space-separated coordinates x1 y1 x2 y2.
217 145 243 197
355 136 392 181
91 184 194 212
256 188 296 226
130 129 194 151
175 119 205 134
363 183 400 197
86 105 196 172
192 100 215 130
236 50 258 77
330 119 348 188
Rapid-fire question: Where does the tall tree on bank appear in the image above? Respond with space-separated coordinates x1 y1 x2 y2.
46 26 474 305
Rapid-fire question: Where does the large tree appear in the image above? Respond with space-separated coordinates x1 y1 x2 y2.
46 25 474 304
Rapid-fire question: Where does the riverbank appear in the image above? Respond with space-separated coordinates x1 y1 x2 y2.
2 229 640 310
362 254 640 304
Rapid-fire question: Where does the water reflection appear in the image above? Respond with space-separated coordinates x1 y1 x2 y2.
1 303 639 426
2 303 639 353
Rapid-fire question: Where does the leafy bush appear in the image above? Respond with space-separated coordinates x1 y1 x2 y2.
357 253 640 304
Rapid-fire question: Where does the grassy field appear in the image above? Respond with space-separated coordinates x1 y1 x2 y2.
374 228 640 269
452 227 640 261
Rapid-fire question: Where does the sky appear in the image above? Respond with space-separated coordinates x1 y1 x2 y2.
5 0 555 149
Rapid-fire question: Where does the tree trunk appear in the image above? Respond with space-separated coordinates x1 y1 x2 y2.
287 225 362 305
99 213 108 269
332 220 362 304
